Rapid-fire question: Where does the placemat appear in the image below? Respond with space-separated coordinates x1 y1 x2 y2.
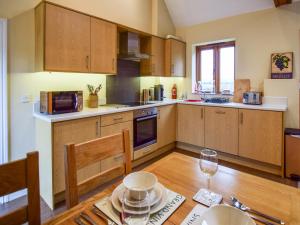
94 189 185 225
180 204 208 225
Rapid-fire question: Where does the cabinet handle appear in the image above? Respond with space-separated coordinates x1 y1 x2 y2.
86 55 89 69
113 117 123 122
201 108 204 119
158 110 160 119
114 155 123 160
216 110 226 115
96 121 99 136
240 112 243 125
171 64 175 74
152 64 155 73
112 58 115 71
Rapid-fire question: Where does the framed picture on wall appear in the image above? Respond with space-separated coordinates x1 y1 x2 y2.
271 52 293 79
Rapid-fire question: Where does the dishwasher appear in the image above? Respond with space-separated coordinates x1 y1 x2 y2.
285 128 300 180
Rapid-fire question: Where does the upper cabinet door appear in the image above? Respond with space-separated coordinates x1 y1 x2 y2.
165 39 186 77
91 18 117 74
44 4 91 72
140 36 165 76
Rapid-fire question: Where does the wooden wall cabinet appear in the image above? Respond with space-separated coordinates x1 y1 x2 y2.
91 17 117 74
177 104 204 146
157 105 176 149
165 39 186 77
204 107 239 155
53 117 101 195
238 109 283 166
140 36 165 76
35 3 117 74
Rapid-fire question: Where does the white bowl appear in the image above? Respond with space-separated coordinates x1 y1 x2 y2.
123 171 158 200
198 205 255 225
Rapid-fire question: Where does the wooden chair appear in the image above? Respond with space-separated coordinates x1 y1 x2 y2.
0 151 41 225
64 129 132 208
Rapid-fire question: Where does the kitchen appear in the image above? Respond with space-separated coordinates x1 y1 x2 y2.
0 0 300 225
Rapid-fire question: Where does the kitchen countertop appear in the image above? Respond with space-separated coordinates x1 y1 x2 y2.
33 98 288 123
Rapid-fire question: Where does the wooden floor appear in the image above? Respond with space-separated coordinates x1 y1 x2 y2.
0 148 298 224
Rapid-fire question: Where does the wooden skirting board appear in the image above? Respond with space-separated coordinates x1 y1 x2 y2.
176 142 283 176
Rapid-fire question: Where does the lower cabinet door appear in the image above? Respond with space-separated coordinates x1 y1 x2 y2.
239 109 283 166
204 107 239 155
177 104 204 146
53 117 101 194
157 105 176 149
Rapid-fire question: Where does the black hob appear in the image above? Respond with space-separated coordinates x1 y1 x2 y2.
122 102 155 107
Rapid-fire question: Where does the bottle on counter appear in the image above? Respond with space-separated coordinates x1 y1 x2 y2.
172 84 177 99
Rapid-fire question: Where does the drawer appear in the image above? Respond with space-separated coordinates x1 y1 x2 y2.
101 153 124 172
134 143 158 160
101 111 133 126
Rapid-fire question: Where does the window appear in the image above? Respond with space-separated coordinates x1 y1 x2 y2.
196 41 235 93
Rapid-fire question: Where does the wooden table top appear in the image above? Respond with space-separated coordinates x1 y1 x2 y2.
44 152 300 225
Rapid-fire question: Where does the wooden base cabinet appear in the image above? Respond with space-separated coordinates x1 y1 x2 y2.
204 107 239 155
238 109 283 166
177 104 204 146
157 105 176 149
53 117 101 195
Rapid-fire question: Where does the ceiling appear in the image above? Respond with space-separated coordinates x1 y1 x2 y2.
164 0 277 27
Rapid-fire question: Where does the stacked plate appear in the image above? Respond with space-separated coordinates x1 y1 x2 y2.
110 171 168 214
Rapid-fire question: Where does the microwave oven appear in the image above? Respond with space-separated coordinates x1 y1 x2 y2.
40 91 83 114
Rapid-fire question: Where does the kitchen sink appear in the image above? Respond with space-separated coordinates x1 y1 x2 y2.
184 99 203 102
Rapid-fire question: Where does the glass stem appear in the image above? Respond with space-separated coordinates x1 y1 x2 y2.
207 176 210 190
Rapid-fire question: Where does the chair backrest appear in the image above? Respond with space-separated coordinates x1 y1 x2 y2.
0 151 41 225
64 129 132 208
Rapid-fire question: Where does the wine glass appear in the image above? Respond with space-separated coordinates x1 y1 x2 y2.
199 149 218 204
122 189 150 225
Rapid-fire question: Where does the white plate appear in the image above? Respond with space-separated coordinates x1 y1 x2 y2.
117 183 163 207
111 183 168 214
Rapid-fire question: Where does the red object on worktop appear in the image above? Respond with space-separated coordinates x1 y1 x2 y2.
172 84 177 99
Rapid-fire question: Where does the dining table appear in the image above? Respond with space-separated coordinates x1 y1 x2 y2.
44 152 300 225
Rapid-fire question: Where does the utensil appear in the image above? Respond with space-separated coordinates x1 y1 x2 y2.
198 149 219 205
74 216 86 225
80 212 98 225
250 214 276 225
122 188 150 225
197 204 255 225
231 196 285 225
92 208 114 225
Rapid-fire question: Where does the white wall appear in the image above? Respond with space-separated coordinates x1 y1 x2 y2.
177 8 300 128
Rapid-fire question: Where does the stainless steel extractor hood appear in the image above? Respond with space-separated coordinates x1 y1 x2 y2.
118 32 149 61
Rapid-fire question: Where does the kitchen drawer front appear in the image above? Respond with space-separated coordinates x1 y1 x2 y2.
101 154 124 172
204 106 239 155
101 111 133 126
100 121 133 171
134 143 158 160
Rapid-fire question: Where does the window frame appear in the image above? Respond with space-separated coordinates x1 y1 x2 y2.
196 41 235 94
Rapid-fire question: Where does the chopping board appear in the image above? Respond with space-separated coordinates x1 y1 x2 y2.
233 79 250 103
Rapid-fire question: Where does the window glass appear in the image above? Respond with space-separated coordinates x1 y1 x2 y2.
200 49 214 92
220 47 235 93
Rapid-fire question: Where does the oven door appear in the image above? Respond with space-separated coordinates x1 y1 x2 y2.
134 114 157 150
52 92 79 114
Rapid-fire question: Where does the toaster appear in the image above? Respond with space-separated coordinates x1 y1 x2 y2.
243 92 262 105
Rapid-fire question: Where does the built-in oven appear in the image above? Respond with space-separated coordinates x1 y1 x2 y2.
133 107 158 151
